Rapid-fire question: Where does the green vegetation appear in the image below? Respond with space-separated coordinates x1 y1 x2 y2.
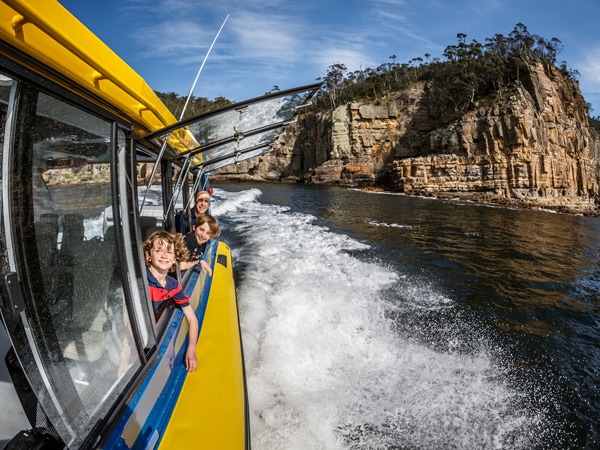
314 23 581 124
157 23 592 127
589 116 600 134
155 91 233 121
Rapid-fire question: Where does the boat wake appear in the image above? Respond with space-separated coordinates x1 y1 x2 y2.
212 187 555 450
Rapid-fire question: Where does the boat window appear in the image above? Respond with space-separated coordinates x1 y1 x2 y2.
137 149 167 234
117 133 155 349
5 87 142 447
136 149 179 324
141 83 321 172
0 73 11 273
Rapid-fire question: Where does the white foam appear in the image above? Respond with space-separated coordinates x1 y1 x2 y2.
211 187 262 216
213 188 545 449
368 220 414 229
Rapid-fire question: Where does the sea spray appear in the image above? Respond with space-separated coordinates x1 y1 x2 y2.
212 186 551 449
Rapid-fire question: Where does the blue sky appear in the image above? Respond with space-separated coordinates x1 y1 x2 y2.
58 0 600 115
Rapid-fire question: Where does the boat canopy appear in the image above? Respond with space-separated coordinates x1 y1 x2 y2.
141 83 321 172
0 0 178 135
0 1 320 176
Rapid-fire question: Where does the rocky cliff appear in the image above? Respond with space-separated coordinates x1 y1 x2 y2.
214 61 600 215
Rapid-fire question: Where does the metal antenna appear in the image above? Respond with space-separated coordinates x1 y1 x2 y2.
139 15 230 214
180 15 229 121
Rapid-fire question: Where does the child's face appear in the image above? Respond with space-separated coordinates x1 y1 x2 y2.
193 222 212 245
195 195 211 214
149 240 175 271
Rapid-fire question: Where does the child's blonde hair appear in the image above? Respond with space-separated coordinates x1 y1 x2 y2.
194 190 211 202
143 230 190 271
194 213 221 237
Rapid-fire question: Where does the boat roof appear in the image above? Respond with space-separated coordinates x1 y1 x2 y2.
0 0 177 135
0 0 320 173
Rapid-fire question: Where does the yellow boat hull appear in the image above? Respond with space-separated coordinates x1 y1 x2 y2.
158 241 249 448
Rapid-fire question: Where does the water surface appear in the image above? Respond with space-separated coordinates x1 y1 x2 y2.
211 182 600 449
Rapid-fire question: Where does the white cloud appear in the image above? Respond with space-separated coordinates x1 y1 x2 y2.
230 12 305 63
314 47 376 76
579 46 600 88
132 21 215 58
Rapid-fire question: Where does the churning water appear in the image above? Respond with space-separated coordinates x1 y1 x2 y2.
211 182 600 450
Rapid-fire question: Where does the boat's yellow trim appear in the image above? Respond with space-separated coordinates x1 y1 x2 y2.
0 0 190 148
158 241 247 449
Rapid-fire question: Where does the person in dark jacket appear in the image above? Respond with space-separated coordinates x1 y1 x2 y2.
176 190 212 235
180 213 221 275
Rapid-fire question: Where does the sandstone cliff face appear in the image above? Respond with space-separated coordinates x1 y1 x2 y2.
386 62 600 214
215 62 600 214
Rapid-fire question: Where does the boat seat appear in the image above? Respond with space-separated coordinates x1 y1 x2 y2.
53 213 85 316
139 216 158 240
35 214 59 303
61 240 116 362
144 225 163 239
36 221 58 267
57 213 85 274
104 226 116 243
60 213 85 252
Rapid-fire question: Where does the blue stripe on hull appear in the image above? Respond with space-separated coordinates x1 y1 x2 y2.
102 242 217 449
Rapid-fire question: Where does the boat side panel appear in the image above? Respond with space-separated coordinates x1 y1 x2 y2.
101 243 216 449
158 241 247 449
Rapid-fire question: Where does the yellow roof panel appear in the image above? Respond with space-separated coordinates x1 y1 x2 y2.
0 0 178 136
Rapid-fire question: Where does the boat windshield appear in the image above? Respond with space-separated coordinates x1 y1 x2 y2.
143 84 321 171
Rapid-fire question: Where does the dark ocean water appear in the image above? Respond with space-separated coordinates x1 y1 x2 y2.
211 182 600 450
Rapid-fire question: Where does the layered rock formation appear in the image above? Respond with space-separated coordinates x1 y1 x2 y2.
215 61 600 215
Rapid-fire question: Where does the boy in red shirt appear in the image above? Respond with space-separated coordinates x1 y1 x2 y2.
143 231 198 372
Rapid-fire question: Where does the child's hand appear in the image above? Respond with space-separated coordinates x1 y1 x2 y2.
198 260 213 276
185 347 198 372
179 260 197 271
